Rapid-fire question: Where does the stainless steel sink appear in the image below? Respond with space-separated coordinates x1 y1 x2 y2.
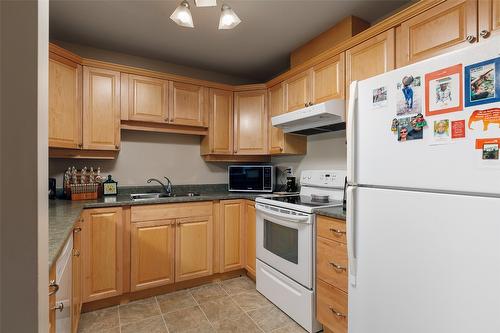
130 193 171 201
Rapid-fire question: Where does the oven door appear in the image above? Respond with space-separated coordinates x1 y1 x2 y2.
255 203 313 288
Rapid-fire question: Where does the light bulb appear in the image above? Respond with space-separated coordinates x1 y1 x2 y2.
218 4 241 30
170 0 194 28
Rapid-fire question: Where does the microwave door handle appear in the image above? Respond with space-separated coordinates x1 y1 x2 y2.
255 205 310 223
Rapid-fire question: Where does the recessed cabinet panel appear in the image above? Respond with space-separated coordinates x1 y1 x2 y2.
234 90 268 155
127 74 169 123
210 89 233 154
244 201 256 276
169 82 206 127
285 71 311 113
312 54 345 104
220 200 245 272
479 0 500 39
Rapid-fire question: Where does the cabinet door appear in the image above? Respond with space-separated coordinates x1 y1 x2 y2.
125 74 168 123
130 220 175 291
479 0 500 39
284 70 311 112
311 53 345 104
175 216 213 282
82 207 123 302
346 29 395 103
82 66 121 151
396 0 477 67
268 83 285 154
244 201 256 276
49 54 82 149
234 90 268 155
72 221 82 333
206 88 233 154
220 200 245 272
169 82 207 127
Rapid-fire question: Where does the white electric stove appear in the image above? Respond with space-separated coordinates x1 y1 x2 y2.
255 170 346 333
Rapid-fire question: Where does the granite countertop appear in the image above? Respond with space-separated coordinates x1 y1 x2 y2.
314 206 346 220
49 188 262 267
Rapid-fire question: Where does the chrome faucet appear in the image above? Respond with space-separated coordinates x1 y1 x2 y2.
147 177 173 196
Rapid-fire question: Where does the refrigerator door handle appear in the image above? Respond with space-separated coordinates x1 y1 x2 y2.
346 81 358 185
347 185 357 287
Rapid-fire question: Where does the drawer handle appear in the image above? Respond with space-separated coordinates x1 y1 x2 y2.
48 280 59 296
329 306 346 318
329 227 346 235
52 302 64 312
329 262 346 272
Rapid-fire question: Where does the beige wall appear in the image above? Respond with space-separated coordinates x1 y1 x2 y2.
49 130 229 187
272 132 347 179
53 40 253 85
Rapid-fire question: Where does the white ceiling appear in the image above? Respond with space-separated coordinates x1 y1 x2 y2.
50 0 410 82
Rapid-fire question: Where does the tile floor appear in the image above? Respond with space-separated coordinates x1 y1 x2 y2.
77 275 308 333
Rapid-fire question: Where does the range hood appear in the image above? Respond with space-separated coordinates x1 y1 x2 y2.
272 99 346 135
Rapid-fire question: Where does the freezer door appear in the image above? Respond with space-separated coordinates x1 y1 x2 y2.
354 37 500 195
348 187 500 333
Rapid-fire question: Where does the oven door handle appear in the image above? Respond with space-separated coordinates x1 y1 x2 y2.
255 204 310 223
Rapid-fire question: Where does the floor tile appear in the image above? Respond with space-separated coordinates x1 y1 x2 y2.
248 304 296 332
120 315 168 333
163 305 214 333
230 290 271 312
157 289 197 314
190 283 227 304
219 276 255 295
119 297 161 325
198 296 244 323
211 312 263 333
271 322 307 333
78 306 119 332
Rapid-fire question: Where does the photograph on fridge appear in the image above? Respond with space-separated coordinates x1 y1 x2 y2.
482 143 499 160
430 119 452 145
396 75 422 116
397 116 423 142
425 64 463 116
465 57 500 107
372 86 388 108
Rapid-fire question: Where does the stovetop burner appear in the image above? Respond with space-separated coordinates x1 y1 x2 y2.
268 195 340 208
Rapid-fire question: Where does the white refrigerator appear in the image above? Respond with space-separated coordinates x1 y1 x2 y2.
346 36 500 333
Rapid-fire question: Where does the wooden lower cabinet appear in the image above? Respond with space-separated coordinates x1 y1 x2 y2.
220 200 245 272
72 220 83 333
317 280 348 333
244 200 256 276
49 264 56 333
82 207 124 302
130 219 175 291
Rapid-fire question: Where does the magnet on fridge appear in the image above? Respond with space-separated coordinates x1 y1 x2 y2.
391 118 399 133
414 113 427 128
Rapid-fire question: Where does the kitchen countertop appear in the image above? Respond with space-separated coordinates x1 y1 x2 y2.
49 191 262 268
314 206 346 220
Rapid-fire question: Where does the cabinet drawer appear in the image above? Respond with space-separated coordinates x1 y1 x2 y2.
317 216 346 244
131 202 213 222
317 237 348 292
317 279 348 333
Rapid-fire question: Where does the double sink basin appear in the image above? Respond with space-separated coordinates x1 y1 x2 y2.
130 192 200 201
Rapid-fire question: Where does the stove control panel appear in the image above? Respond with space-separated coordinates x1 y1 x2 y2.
300 169 347 188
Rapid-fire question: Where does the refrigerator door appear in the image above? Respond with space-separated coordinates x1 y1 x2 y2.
353 37 500 195
348 187 500 333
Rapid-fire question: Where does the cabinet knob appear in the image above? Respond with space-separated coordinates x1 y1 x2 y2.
304 103 308 107
78 144 83 149
73 227 81 233
329 261 347 272
308 102 313 106
480 30 490 38
73 249 80 257
279 147 283 152
466 35 476 43
329 306 346 318
115 145 119 150
52 302 64 312
48 280 59 296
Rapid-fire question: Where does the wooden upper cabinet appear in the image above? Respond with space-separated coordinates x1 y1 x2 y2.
201 88 234 155
49 54 82 149
169 82 207 127
220 200 245 272
479 0 500 39
311 53 345 104
234 90 268 155
244 201 256 277
285 70 311 112
346 29 395 101
268 84 307 155
175 215 213 282
396 0 477 67
82 207 123 302
130 219 175 291
83 66 121 150
123 73 168 123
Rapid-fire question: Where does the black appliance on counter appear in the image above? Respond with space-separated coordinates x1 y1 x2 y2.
228 165 274 192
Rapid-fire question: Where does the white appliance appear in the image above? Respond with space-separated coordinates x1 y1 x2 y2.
347 37 500 333
255 169 346 333
55 236 72 333
272 99 346 135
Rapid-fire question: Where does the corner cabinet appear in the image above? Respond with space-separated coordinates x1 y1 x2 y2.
82 66 121 151
82 207 124 302
268 83 307 155
234 90 268 155
201 88 234 155
220 200 245 272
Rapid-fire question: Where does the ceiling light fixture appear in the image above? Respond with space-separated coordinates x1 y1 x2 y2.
218 4 241 30
170 0 194 28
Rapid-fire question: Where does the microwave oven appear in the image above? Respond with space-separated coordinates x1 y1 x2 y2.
228 165 274 192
